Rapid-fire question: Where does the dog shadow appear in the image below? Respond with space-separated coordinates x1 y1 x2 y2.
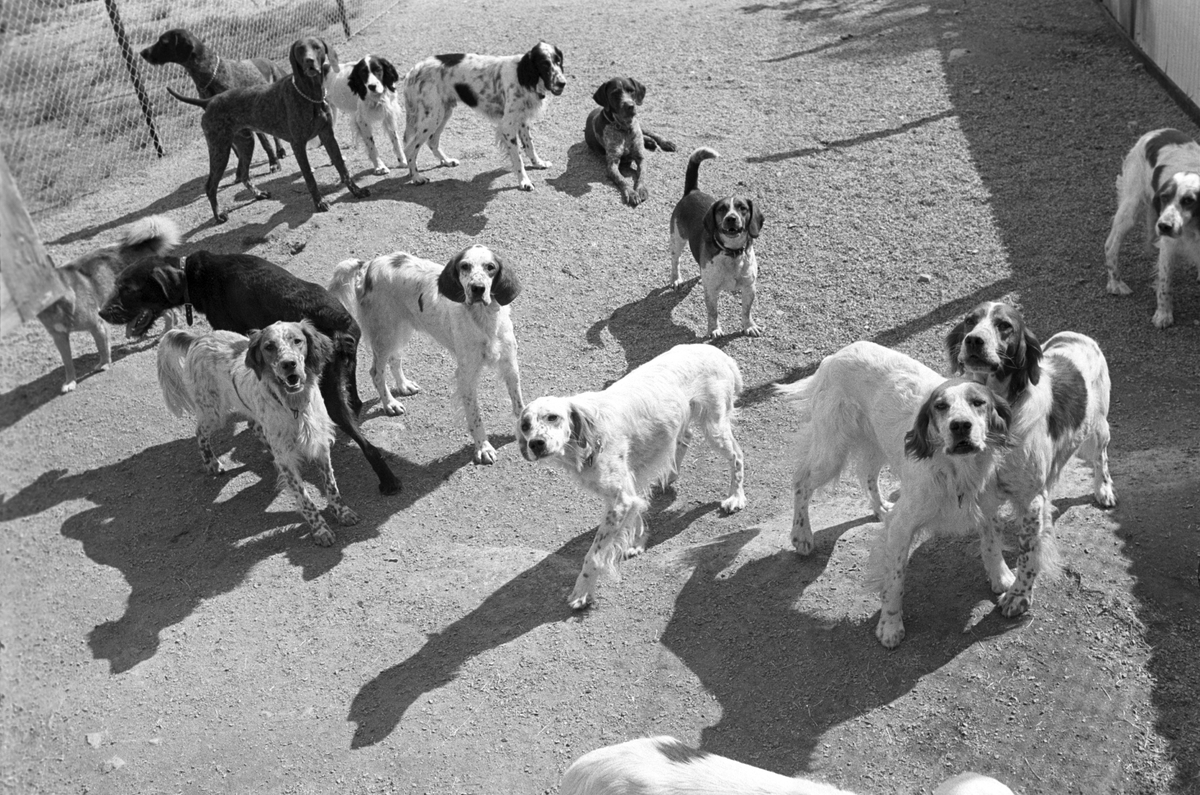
544 142 610 199
586 283 701 376
371 167 509 236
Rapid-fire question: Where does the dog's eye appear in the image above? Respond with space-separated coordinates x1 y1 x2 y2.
995 321 1012 334
933 401 949 412
264 342 276 351
520 420 531 432
546 414 560 423
971 398 987 408
1182 194 1197 207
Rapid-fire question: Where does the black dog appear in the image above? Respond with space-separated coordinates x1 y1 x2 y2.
584 77 675 206
141 28 288 172
99 251 400 495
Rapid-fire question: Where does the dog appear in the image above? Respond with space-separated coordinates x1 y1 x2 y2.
947 300 1116 618
166 37 368 223
517 344 746 610
38 215 180 393
560 737 1016 795
98 249 401 495
401 41 566 189
157 321 358 546
140 28 287 171
583 77 676 206
327 55 407 175
670 147 764 338
868 379 1012 648
1104 128 1200 328
328 245 523 465
774 340 945 555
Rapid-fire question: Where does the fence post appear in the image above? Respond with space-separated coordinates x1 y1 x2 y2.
103 0 166 157
336 0 353 38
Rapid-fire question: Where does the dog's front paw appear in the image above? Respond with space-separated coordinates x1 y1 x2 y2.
791 527 815 556
410 173 430 185
474 444 498 465
348 184 370 199
988 566 1016 595
314 199 330 213
706 325 726 340
1152 307 1174 329
528 159 551 170
396 380 420 397
720 491 746 514
658 139 678 152
60 380 77 394
381 399 405 416
440 158 460 168
311 522 336 546
214 211 229 225
1095 482 1117 509
518 177 534 191
567 587 594 611
251 187 270 200
1106 277 1132 296
333 504 359 526
743 323 764 337
269 162 282 174
373 165 390 176
998 589 1031 618
875 616 905 649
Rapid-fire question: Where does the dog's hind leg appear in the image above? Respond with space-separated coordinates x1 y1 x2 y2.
318 125 370 201
702 413 746 514
788 424 848 555
204 138 235 223
317 447 359 528
1104 194 1139 295
231 130 269 202
1078 420 1116 508
46 328 78 393
668 223 688 289
256 133 281 172
664 424 693 491
855 447 891 519
321 375 400 495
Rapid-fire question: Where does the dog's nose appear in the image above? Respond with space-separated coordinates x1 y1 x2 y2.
1158 220 1178 236
281 359 297 371
965 335 983 351
949 419 972 437
470 284 486 299
529 438 546 455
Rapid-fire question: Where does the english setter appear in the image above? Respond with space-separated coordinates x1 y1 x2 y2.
328 54 407 175
157 320 359 545
868 379 1012 648
947 300 1116 617
517 344 746 610
774 341 944 555
560 737 1015 795
328 244 523 465
401 41 566 189
1104 128 1200 328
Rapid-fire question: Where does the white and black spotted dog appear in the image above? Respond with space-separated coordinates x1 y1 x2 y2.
328 54 407 175
328 244 523 465
517 344 746 610
1104 127 1200 328
560 737 1016 795
401 41 566 189
157 320 358 546
947 300 1116 618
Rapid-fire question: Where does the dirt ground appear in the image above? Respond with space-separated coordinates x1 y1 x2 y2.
2 0 1199 793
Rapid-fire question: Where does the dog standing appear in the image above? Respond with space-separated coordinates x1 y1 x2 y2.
1104 127 1200 328
517 344 746 609
328 245 523 465
157 321 358 546
167 37 368 223
140 28 287 171
327 55 407 175
583 76 676 206
670 147 765 338
38 215 179 393
401 41 566 189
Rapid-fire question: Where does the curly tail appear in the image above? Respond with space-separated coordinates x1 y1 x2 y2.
683 146 718 196
326 258 364 322
157 329 201 417
121 215 181 261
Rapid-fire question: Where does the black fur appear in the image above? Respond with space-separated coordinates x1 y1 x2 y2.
436 250 522 306
244 328 268 378
437 255 467 303
1144 128 1193 169
1045 354 1087 441
346 56 397 100
654 738 711 765
454 83 479 107
301 320 334 376
436 52 466 67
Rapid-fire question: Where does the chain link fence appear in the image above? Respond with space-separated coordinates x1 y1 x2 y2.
0 0 399 215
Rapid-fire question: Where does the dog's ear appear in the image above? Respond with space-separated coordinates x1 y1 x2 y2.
437 252 468 303
170 30 194 60
288 40 304 77
592 79 613 108
630 78 646 105
320 38 339 74
944 318 968 375
986 390 1012 448
381 57 399 91
1006 325 1043 395
300 320 334 375
490 253 522 306
150 262 184 302
703 201 720 241
746 200 764 238
904 390 939 460
569 402 601 468
347 60 366 99
244 328 267 379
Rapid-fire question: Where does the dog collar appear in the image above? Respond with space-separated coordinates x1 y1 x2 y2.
601 109 633 130
713 235 746 257
199 56 222 93
291 76 328 106
179 256 194 326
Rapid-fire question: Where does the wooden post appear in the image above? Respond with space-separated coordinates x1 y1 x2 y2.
0 152 66 337
104 0 166 157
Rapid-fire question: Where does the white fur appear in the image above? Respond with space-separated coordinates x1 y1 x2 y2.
518 344 746 609
1104 127 1200 328
327 55 407 175
156 321 358 545
328 245 523 465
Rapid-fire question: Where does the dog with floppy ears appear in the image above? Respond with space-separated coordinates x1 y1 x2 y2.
327 54 407 175
328 244 523 465
584 76 676 206
401 41 566 189
157 321 358 546
670 147 765 338
517 344 746 610
1104 127 1200 328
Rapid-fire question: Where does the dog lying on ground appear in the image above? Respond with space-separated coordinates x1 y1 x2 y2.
583 77 676 206
99 249 400 495
38 215 180 393
140 28 287 171
517 344 746 609
167 37 368 223
868 378 1012 648
327 55 407 175
560 737 1016 795
157 321 358 545
947 300 1116 618
401 41 566 189
328 244 523 465
670 147 764 338
1104 127 1200 328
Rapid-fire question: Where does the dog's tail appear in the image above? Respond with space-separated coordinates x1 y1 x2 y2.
772 374 816 413
121 215 181 261
327 258 365 322
683 146 719 196
167 86 212 108
157 329 200 417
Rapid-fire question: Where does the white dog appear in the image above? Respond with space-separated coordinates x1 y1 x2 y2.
327 54 407 175
156 320 358 545
517 344 746 609
560 737 1016 795
1104 127 1200 328
328 244 523 465
400 41 566 189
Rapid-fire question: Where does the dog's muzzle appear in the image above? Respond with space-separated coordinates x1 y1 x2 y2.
946 420 979 454
522 437 547 460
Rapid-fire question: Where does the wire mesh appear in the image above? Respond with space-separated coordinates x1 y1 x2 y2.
0 0 396 215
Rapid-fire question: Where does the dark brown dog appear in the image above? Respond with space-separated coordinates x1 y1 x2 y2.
669 147 764 338
583 77 675 206
167 37 368 223
141 28 287 171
